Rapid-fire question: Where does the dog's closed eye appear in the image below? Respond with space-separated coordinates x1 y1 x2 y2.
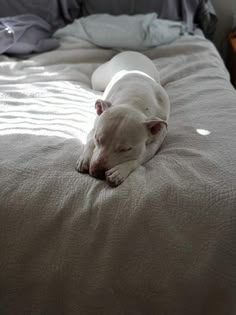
118 147 132 152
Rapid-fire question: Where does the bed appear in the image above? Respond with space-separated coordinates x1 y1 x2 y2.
0 1 236 314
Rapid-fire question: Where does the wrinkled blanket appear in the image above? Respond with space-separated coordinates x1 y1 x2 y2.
0 0 82 30
0 14 59 55
0 34 236 314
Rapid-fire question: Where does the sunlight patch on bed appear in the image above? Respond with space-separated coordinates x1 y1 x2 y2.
196 129 211 136
0 85 97 143
0 128 74 139
0 120 94 143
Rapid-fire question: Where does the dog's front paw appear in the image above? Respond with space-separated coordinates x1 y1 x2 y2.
76 155 90 173
105 160 139 187
105 167 125 187
76 141 95 174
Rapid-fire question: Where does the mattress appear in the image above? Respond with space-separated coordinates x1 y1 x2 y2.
0 34 236 314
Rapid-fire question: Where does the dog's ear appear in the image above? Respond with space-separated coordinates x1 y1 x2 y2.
95 99 112 116
144 118 168 135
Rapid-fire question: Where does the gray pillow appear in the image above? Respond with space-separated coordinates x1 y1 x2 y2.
81 0 217 37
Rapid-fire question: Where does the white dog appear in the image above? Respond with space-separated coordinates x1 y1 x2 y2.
76 51 170 187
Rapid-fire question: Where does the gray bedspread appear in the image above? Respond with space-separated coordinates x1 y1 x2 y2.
0 34 236 314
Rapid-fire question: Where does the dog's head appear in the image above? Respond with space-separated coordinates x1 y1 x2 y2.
89 99 167 179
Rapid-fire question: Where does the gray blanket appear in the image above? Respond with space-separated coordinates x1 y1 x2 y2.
0 34 236 314
0 0 82 30
0 14 59 55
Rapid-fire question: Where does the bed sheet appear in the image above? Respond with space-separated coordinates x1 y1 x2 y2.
0 34 236 314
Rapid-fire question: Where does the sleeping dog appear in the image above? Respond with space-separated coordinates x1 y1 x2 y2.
76 51 170 187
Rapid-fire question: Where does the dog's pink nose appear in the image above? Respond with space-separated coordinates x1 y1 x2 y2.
90 168 106 179
90 160 107 179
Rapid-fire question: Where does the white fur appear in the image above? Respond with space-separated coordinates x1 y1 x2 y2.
92 51 160 91
77 51 170 187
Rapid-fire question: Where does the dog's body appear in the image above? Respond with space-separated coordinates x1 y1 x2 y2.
91 51 160 91
77 51 170 187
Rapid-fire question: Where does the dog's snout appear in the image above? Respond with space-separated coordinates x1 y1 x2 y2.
90 169 106 179
90 159 108 179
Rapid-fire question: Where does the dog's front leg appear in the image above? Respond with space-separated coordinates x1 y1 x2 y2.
105 160 139 187
76 129 95 173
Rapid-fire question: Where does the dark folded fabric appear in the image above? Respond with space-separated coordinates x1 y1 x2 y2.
194 0 218 40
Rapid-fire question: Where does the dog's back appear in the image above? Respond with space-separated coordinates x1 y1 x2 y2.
92 51 160 91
